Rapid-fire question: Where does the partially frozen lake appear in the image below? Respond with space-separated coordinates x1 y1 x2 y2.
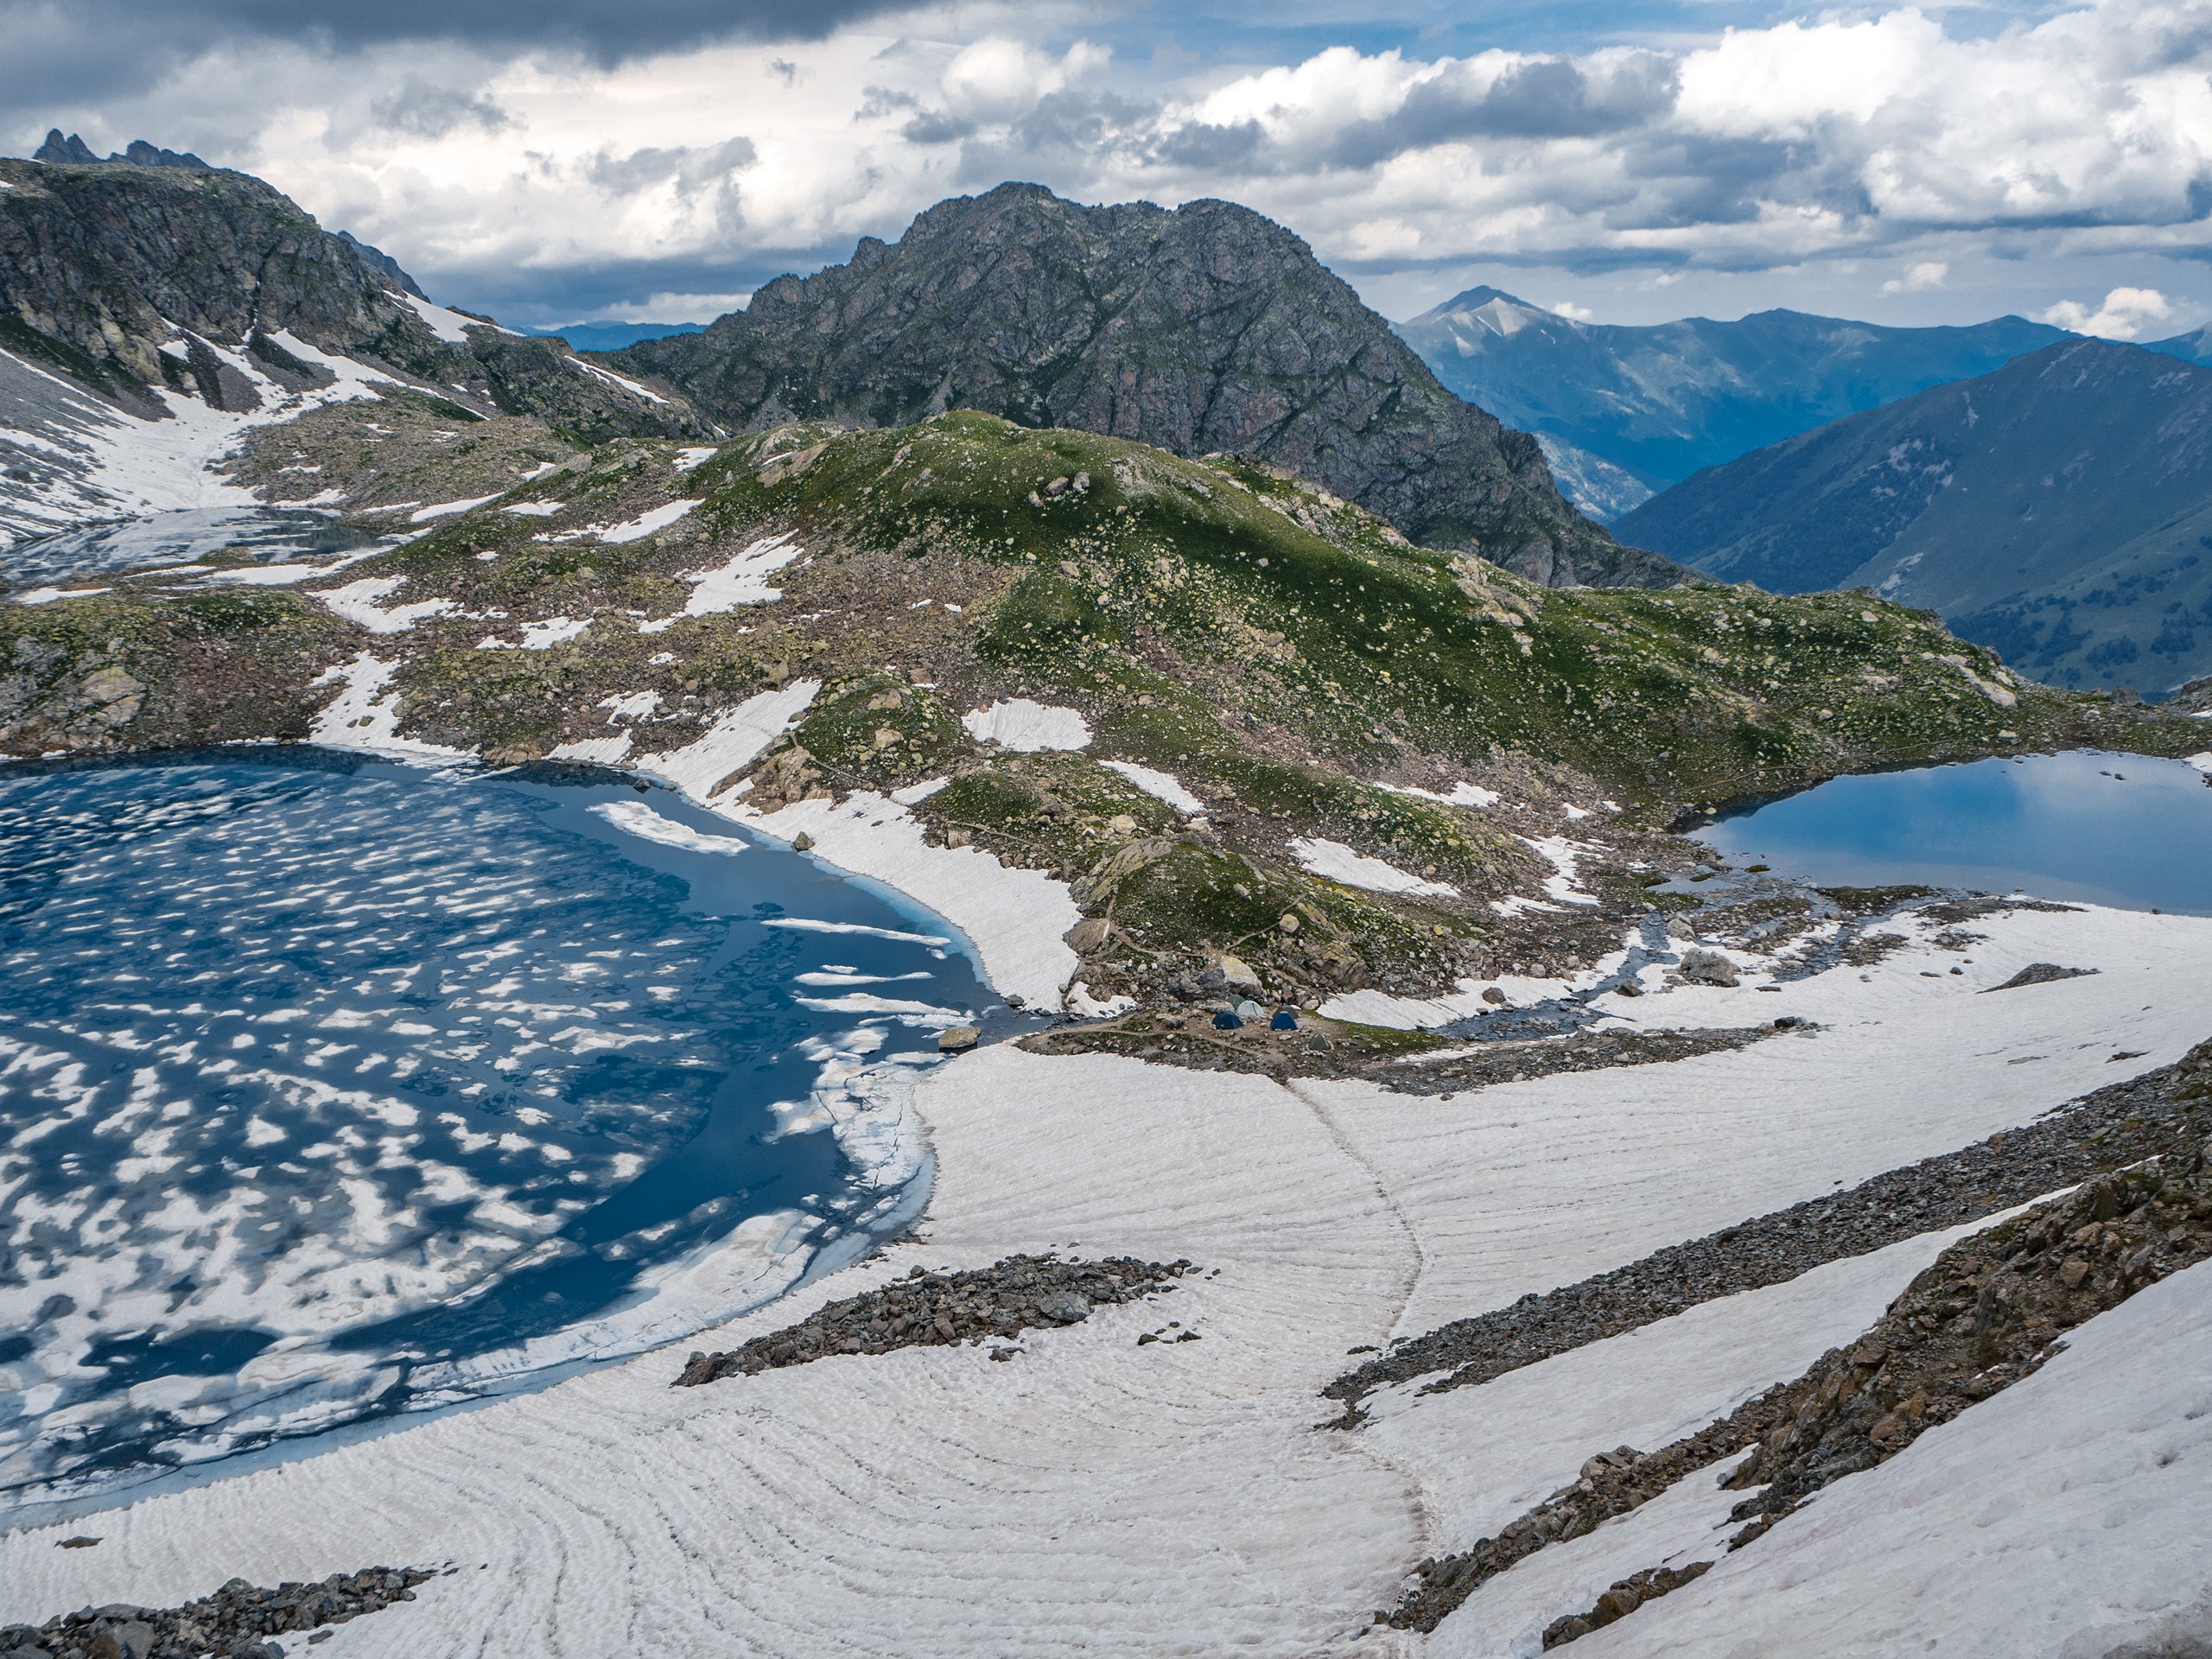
0 750 1011 1508
4 506 384 586
1692 749 2212 914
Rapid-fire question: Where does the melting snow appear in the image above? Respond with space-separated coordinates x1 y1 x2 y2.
961 699 1093 752
315 575 456 634
1289 836 1460 897
1382 780 1502 809
479 617 590 651
1102 760 1206 815
409 494 501 523
589 799 751 856
640 533 804 630
401 294 481 344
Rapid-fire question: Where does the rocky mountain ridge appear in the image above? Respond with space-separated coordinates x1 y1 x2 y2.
617 184 1679 589
1397 288 2072 518
1614 338 2212 694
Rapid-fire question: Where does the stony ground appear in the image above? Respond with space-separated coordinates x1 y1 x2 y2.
7 412 2201 1015
1382 1037 2212 1635
675 1255 1191 1382
0 1567 435 1659
1027 1012 1783 1091
1328 1024 2212 1419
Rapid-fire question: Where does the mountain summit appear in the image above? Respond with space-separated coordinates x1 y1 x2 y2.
618 183 1678 588
1397 289 2071 517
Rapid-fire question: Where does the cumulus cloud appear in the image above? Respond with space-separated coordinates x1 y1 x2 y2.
2042 285 2176 338
12 0 2208 327
1882 261 1948 295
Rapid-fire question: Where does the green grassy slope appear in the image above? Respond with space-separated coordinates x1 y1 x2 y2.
2 413 2190 1007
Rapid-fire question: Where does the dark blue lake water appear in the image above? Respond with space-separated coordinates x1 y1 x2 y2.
0 749 1015 1508
1691 748 2212 914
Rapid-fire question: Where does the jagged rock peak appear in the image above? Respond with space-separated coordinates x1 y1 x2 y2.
620 181 1684 588
0 154 703 444
35 130 213 170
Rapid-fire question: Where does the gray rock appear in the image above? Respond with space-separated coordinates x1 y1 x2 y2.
618 184 1680 588
1036 1292 1091 1324
1678 949 1740 988
1065 916 1110 953
938 1026 980 1052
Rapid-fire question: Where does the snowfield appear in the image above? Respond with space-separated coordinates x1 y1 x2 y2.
3 901 2208 1656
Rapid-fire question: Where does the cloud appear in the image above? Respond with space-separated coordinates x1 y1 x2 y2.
371 82 513 139
1550 300 1593 321
16 0 2212 328
2042 285 2176 339
1882 260 1948 295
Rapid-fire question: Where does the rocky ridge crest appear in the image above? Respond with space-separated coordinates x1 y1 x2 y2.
618 184 1679 588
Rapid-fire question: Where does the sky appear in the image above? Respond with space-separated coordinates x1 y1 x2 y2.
6 0 2212 337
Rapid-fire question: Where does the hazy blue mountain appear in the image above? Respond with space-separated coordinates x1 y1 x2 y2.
535 321 704 353
2144 323 2212 365
1613 339 2212 696
1395 288 2072 518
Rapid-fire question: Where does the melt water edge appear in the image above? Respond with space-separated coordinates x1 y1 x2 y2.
1690 748 2212 914
0 748 1019 1510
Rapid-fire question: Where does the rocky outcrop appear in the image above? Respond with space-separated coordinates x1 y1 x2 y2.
619 183 1681 588
676 1255 1189 1382
3 1566 435 1659
34 130 212 169
0 153 699 442
1381 1037 2212 1636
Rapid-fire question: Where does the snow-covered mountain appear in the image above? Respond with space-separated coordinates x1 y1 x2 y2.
0 145 702 551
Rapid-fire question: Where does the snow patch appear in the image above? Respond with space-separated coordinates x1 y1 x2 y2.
1382 780 1501 809
315 575 455 634
479 617 589 651
569 358 668 405
672 447 720 473
589 799 751 856
408 494 500 523
730 791 1078 1009
597 499 701 545
306 653 469 763
1289 836 1459 898
1102 760 1205 815
961 699 1093 753
401 294 480 344
640 533 803 630
632 681 822 802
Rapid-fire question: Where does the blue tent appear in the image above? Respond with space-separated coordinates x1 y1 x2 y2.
1270 1009 1299 1031
1211 1009 1243 1030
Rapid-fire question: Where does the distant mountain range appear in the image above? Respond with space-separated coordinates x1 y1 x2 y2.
1396 289 2076 518
533 321 703 353
1612 338 2212 696
618 185 1677 588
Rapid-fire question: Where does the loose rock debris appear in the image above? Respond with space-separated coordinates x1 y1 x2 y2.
1382 1040 2212 1637
3 1567 436 1659
1329 1035 2212 1417
677 1254 1189 1384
